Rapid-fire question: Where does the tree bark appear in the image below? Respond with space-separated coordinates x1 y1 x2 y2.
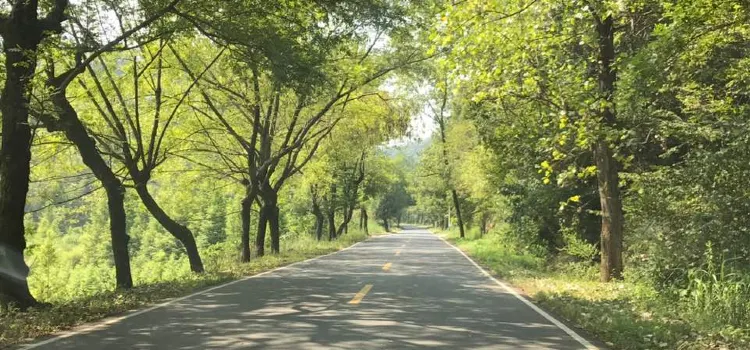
134 183 204 273
327 207 336 241
257 186 280 254
327 184 337 240
382 218 390 232
0 1 63 309
311 185 324 240
268 204 280 254
313 209 324 241
240 182 257 262
437 110 465 238
0 44 37 308
359 208 365 231
255 204 268 257
43 90 134 290
594 141 624 281
336 204 355 237
451 191 465 238
362 208 369 235
595 15 624 282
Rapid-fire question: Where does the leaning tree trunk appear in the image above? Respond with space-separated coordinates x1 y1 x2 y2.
134 183 204 272
44 91 134 289
595 15 624 282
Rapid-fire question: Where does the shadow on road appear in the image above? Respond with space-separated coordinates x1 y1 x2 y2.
27 230 586 349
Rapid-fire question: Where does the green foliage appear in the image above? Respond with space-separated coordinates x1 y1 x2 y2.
402 0 750 348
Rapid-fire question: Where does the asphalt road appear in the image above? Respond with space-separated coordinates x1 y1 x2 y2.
22 227 596 349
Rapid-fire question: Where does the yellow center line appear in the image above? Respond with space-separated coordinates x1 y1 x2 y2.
382 262 392 272
395 249 401 256
348 284 373 305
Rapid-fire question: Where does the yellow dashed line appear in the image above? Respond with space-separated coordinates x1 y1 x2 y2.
395 249 401 256
348 284 373 305
382 262 392 272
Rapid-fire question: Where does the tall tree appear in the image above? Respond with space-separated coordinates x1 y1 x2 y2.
439 0 636 281
36 0 182 289
0 0 68 309
70 37 224 273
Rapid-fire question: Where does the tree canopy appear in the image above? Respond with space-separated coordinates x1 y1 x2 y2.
2 1 750 348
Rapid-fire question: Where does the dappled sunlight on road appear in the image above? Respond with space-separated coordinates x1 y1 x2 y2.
24 228 589 349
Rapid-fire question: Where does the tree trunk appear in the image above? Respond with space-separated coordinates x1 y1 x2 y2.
0 4 49 309
451 190 465 238
0 61 36 308
595 141 624 281
312 187 324 240
257 187 280 254
362 208 369 235
240 183 257 262
436 99 466 239
134 183 204 273
327 207 336 241
268 204 280 254
42 86 134 290
336 204 355 237
103 181 134 289
314 211 324 240
255 205 268 257
382 218 390 232
595 15 624 282
359 208 365 231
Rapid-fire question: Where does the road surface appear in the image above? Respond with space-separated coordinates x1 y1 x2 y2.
22 227 595 349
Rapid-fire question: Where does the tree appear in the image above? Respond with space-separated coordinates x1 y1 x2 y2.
376 180 413 231
68 37 223 273
0 0 68 309
36 0 182 289
438 0 640 281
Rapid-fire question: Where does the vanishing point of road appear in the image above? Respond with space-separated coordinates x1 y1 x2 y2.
21 227 597 349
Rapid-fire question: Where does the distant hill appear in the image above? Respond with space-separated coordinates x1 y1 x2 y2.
380 136 431 167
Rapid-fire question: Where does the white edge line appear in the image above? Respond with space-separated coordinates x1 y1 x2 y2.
435 234 599 350
22 238 371 349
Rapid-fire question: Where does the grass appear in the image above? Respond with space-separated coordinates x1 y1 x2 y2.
0 230 381 348
437 228 750 350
